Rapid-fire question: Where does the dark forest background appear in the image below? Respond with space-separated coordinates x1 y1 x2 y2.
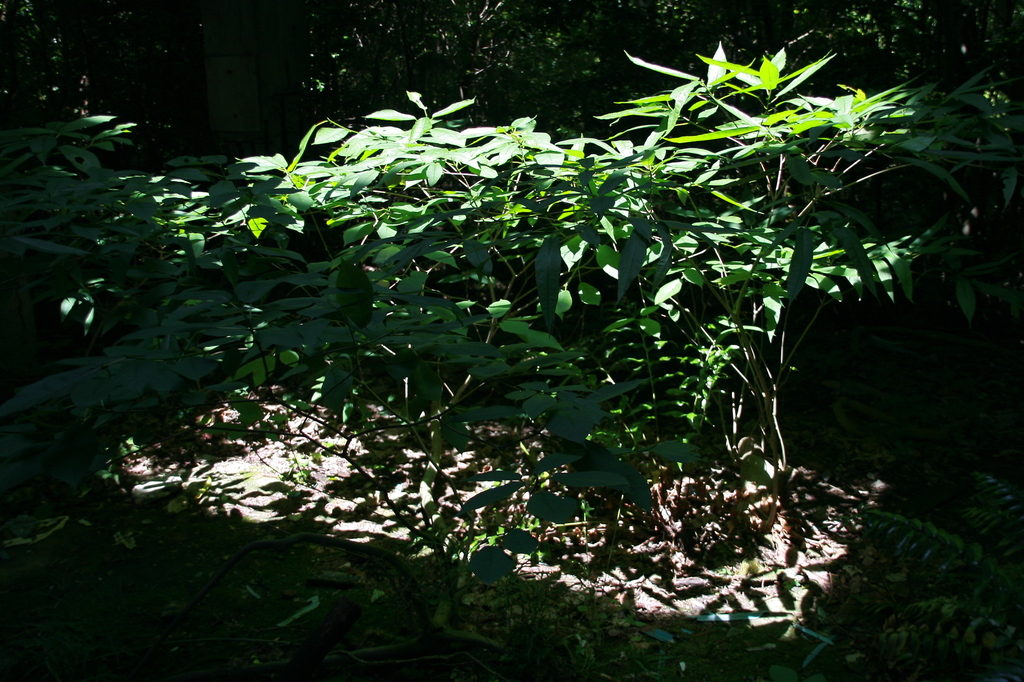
3 0 1022 162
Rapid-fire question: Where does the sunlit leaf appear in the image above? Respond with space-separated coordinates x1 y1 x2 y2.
366 109 416 121
625 52 696 80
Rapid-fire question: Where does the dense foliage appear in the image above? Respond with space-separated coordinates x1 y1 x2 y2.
3 48 1022 592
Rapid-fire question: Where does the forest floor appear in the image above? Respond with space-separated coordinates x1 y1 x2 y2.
1 320 1022 682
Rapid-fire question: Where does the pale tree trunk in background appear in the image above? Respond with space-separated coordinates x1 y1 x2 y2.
201 0 310 158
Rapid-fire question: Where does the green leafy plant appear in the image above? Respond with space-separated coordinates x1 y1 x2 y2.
2 46 1023 589
865 474 1024 678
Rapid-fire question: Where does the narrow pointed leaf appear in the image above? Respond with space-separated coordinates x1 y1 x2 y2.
832 227 877 297
956 278 976 325
536 236 561 330
625 52 696 80
616 230 648 301
432 98 476 118
786 227 814 302
461 481 524 514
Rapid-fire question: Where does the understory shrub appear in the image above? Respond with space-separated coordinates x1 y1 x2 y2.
1 45 1023 584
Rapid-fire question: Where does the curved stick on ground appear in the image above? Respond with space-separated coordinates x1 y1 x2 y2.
127 533 436 681
281 594 361 681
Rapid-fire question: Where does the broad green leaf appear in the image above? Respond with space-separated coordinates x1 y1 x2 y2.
316 365 353 413
786 156 815 185
956 278 976 325
441 417 473 451
0 368 97 418
665 126 759 143
654 279 682 305
247 217 268 238
463 239 492 274
651 441 701 464
533 452 582 474
410 362 443 402
577 282 601 305
575 444 652 511
546 402 602 442
60 115 117 132
499 320 564 351
832 227 878 297
287 191 315 211
2 236 88 255
432 98 475 118
38 426 102 488
488 299 512 318
406 91 426 110
234 355 276 387
397 270 428 294
503 529 538 554
556 289 572 316
769 665 800 682
235 401 263 426
527 490 577 523
705 42 728 84
1002 167 1018 207
770 47 786 72
759 57 780 90
590 378 645 402
899 156 969 201
408 117 431 143
313 127 350 145
700 56 761 81
710 190 758 212
462 481 524 514
616 230 649 301
638 318 661 337
365 109 417 121
882 245 913 301
536 236 561 330
597 243 620 278
786 227 814 302
330 259 374 327
424 162 443 185
651 225 673 289
874 256 896 302
470 546 515 584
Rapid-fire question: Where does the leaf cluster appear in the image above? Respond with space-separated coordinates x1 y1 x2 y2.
3 48 1024 586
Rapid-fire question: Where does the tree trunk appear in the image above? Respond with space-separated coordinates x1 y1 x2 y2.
201 0 310 157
